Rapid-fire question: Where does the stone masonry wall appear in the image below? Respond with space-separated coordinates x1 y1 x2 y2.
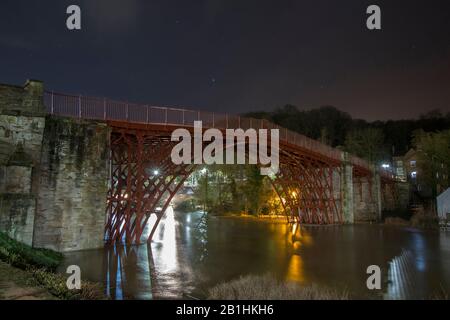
33 116 110 252
0 80 45 116
0 80 45 246
353 175 381 222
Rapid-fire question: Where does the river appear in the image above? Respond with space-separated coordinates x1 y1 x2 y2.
59 207 450 299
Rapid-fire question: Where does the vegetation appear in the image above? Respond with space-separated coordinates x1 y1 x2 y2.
31 268 104 300
0 232 105 300
188 165 281 216
245 106 450 161
0 232 62 271
410 213 440 229
412 130 450 199
344 128 386 164
208 274 349 300
0 261 56 300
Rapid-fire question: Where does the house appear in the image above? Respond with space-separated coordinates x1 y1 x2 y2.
393 148 448 198
437 188 450 221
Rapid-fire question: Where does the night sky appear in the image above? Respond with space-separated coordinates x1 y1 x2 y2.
0 0 449 120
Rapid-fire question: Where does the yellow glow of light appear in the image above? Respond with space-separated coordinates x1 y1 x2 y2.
286 254 305 283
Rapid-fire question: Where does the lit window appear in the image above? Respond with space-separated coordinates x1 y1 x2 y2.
410 160 416 167
411 171 417 178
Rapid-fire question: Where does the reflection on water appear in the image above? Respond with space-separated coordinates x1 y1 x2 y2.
153 208 178 272
385 250 416 300
59 209 450 300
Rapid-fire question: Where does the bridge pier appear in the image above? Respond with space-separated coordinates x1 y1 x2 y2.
341 153 354 223
0 80 110 252
33 116 110 252
0 80 46 246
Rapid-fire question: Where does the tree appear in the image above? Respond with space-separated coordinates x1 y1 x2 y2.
412 130 450 203
241 166 263 215
344 128 385 164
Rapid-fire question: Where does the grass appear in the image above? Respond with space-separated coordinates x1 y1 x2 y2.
31 268 105 300
208 274 349 300
0 232 63 271
0 232 105 300
430 285 449 300
0 261 56 300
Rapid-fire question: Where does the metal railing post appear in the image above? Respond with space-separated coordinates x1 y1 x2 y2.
126 103 129 121
165 108 168 124
238 116 240 128
51 91 54 114
78 95 81 118
182 109 185 125
146 105 149 123
103 98 106 120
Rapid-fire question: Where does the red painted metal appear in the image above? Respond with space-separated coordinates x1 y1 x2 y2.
43 91 393 244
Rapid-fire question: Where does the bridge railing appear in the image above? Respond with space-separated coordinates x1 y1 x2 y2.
44 91 371 170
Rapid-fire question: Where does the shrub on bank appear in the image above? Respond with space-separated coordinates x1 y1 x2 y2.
0 232 105 300
0 232 63 271
32 268 105 300
175 199 197 212
208 274 349 300
410 213 439 229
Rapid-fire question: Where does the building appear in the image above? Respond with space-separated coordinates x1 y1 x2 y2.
394 148 448 198
437 188 450 221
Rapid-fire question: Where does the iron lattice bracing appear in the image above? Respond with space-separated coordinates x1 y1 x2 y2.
105 122 345 244
105 128 196 244
273 156 342 225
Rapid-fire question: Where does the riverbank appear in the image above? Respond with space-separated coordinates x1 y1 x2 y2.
0 261 55 300
0 232 105 300
208 274 349 300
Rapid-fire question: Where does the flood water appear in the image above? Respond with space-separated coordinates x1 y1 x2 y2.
60 207 450 300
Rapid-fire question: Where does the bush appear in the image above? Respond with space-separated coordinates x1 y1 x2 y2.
175 199 197 212
32 268 105 300
410 213 439 229
0 232 105 300
382 209 412 221
0 232 63 271
208 274 348 300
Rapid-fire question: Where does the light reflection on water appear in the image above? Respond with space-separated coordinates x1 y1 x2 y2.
60 209 450 300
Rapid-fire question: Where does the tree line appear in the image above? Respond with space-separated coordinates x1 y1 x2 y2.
245 106 450 164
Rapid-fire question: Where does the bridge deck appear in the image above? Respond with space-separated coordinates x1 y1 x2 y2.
43 90 384 176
